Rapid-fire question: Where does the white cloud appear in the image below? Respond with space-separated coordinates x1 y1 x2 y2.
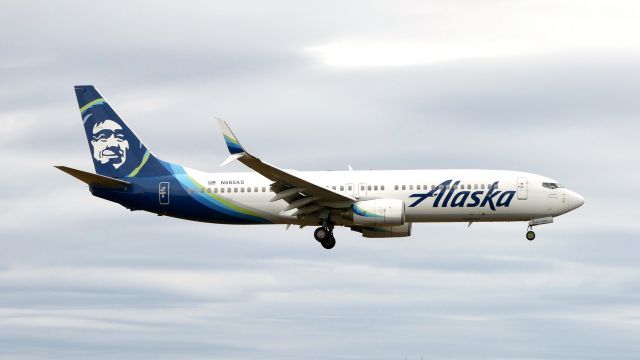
306 1 640 68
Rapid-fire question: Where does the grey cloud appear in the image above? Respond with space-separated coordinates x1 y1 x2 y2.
2 0 640 359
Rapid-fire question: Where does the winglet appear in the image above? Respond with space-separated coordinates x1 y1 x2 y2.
217 118 246 155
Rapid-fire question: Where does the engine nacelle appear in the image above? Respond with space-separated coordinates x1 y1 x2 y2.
352 223 413 238
342 199 405 226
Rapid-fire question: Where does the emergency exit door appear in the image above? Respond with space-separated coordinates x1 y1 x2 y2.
517 177 528 200
357 183 367 198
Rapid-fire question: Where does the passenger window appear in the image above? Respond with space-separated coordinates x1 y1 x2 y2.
254 187 258 192
394 185 398 190
348 185 352 191
402 185 406 190
247 187 251 193
262 187 267 192
340 186 344 191
408 185 412 190
432 185 436 190
207 188 211 193
416 185 421 190
368 185 372 191
332 186 336 190
381 185 385 191
361 185 366 191
234 188 238 193
374 185 378 191
241 187 245 193
221 188 225 193
474 184 478 190
227 188 231 193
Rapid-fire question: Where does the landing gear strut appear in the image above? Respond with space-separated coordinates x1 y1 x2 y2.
525 217 553 241
314 225 335 249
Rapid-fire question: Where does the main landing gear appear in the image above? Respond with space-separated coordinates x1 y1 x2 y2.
314 226 336 249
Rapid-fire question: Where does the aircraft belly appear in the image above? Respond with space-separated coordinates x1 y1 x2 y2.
404 198 543 223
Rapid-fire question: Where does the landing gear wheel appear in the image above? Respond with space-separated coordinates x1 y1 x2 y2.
314 227 330 242
526 230 536 241
314 226 336 249
321 235 336 249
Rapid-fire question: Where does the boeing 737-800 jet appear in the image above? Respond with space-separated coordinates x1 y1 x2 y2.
58 86 584 249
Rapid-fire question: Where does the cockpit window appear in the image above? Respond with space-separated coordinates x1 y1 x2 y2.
542 182 564 190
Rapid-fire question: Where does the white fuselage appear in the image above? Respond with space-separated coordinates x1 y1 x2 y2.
183 168 584 225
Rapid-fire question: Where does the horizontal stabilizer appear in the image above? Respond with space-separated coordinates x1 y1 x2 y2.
55 166 130 190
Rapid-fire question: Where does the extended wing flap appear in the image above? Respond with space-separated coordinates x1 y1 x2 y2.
55 166 130 190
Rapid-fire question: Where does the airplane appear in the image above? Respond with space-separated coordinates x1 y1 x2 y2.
57 85 585 249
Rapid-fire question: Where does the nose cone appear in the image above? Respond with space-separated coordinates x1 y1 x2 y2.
567 190 585 211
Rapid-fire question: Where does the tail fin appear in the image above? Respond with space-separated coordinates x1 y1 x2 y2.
74 85 166 178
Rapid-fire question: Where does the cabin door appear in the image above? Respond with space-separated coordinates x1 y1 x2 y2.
517 177 528 200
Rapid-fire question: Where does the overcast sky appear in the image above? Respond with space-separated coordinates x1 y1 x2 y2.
1 0 640 359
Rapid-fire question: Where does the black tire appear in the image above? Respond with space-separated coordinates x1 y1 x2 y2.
314 227 329 242
526 230 536 241
321 235 336 249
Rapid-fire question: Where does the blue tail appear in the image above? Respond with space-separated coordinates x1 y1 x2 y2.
74 85 167 178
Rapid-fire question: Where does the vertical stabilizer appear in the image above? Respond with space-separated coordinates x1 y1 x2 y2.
74 85 165 178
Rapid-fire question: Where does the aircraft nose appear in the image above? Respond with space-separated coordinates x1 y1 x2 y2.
568 190 585 211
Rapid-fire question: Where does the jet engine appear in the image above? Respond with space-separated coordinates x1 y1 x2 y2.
351 223 413 238
341 199 405 226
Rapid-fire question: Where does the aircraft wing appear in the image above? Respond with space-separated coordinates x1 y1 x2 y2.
217 119 355 216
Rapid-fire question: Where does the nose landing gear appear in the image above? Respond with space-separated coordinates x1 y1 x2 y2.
525 217 553 241
314 226 336 249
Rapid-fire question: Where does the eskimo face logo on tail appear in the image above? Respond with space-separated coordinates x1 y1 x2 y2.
90 119 129 169
408 180 516 211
